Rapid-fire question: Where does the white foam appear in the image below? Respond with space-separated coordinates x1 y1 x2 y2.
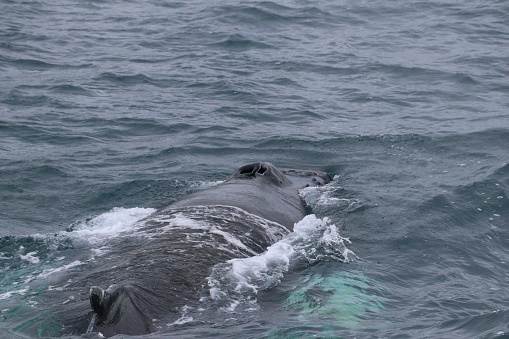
23 275 36 284
210 229 255 255
207 215 355 311
151 213 207 232
168 315 194 326
0 287 29 300
299 177 345 208
190 180 224 189
70 207 156 243
47 284 69 291
19 251 40 264
23 207 155 247
299 178 369 216
148 211 261 255
37 260 84 280
168 305 195 326
90 247 109 258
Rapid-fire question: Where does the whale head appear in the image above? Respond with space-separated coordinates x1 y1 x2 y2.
228 162 331 189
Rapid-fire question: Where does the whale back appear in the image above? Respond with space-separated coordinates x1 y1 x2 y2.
169 162 330 229
84 162 331 337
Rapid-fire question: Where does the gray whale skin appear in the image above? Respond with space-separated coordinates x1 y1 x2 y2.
86 162 330 337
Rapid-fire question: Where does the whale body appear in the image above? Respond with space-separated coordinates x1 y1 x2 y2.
83 162 330 337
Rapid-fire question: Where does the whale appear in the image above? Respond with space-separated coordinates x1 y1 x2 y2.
80 162 331 337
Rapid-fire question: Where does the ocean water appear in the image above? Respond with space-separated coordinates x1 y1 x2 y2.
1 0 508 337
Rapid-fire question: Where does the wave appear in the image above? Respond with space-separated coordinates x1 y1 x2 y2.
0 55 92 71
207 34 276 51
94 72 181 88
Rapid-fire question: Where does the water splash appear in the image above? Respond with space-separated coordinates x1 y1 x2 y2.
68 207 156 244
207 215 356 311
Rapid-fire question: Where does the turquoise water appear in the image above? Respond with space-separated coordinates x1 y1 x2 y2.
1 0 508 337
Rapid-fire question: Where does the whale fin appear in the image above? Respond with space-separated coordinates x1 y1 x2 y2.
87 284 152 337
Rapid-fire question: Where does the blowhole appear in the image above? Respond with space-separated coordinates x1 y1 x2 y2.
239 166 253 175
237 163 267 177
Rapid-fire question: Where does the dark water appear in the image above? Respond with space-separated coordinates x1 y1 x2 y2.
1 0 508 337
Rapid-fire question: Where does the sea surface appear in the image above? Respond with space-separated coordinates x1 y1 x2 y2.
1 0 508 338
